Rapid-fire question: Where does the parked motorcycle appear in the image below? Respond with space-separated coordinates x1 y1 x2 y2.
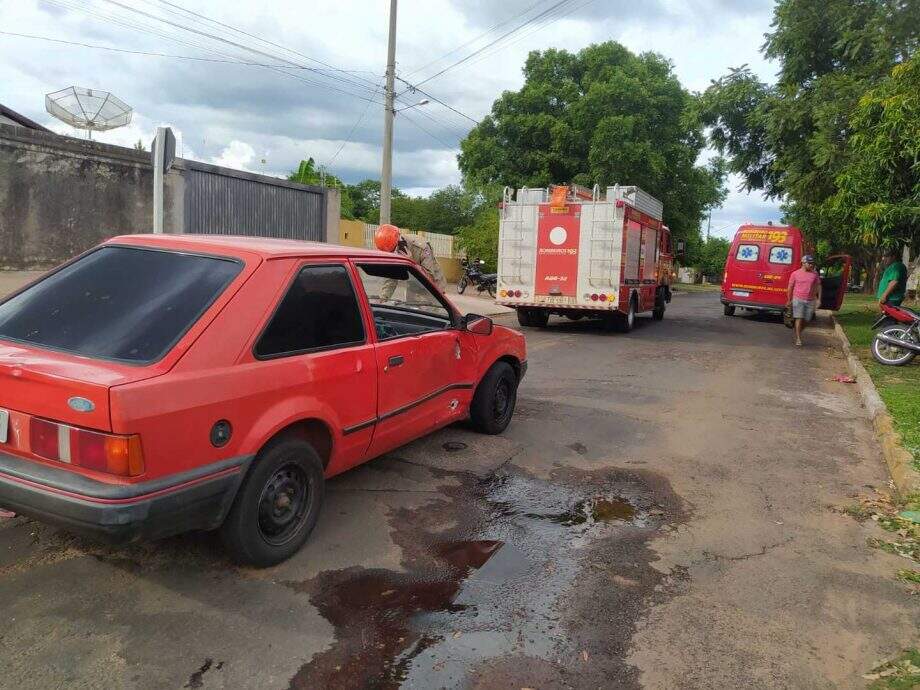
457 258 497 298
871 303 920 366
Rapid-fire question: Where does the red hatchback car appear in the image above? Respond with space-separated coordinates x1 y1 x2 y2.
0 236 526 566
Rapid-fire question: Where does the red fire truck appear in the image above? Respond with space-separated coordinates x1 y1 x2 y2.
497 184 673 331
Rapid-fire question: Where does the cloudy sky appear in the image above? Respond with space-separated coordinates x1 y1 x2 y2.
1 0 783 238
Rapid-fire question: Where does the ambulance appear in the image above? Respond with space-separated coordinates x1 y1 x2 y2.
721 224 851 317
496 184 673 332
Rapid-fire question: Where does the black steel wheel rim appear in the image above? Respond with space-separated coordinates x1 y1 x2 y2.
493 378 513 421
258 462 310 546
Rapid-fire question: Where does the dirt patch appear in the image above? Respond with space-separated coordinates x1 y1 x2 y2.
285 464 686 689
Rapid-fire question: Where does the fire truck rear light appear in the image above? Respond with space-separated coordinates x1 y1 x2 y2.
522 291 530 298
514 290 522 297
590 293 599 301
499 289 507 298
599 293 607 302
615 200 625 208
29 418 144 477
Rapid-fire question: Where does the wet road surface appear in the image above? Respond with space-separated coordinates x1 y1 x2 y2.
1 292 917 689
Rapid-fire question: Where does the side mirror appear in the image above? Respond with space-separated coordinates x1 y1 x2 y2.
463 313 493 335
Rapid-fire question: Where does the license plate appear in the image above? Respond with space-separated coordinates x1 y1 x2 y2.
732 290 751 297
0 409 8 444
539 295 574 304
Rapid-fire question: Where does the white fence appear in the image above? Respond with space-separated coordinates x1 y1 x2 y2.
362 223 459 258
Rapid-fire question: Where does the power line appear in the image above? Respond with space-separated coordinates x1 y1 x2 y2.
0 30 376 72
327 83 383 168
411 0 575 88
401 0 553 79
394 76 478 124
98 0 378 95
150 0 380 90
457 0 598 73
39 0 386 104
399 110 457 150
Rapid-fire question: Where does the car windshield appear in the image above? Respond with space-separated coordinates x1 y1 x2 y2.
0 246 242 364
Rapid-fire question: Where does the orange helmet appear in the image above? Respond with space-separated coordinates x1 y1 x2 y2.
374 224 400 252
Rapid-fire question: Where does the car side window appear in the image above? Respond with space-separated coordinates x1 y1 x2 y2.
356 263 453 340
736 244 760 262
768 246 793 265
255 264 365 359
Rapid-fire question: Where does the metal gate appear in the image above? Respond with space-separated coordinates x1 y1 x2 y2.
181 161 326 240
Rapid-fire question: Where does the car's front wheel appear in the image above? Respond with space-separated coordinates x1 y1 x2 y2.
220 438 325 567
470 361 518 435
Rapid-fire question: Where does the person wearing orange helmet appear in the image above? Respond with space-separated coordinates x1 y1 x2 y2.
374 224 447 300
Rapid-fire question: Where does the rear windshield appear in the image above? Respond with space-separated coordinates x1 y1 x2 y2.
0 246 242 364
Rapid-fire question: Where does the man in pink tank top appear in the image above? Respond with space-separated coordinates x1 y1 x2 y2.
786 255 822 346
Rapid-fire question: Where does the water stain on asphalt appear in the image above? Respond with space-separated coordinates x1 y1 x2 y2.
286 464 685 689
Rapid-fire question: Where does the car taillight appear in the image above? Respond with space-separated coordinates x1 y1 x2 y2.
29 418 144 477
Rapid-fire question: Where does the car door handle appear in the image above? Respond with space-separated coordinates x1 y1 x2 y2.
387 355 404 368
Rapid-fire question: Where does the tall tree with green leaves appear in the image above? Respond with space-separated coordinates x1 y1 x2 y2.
458 41 725 244
695 0 919 281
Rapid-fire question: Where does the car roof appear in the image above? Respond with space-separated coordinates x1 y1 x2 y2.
106 234 400 260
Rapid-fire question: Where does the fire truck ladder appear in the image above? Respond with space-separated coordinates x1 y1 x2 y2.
587 185 617 287
499 186 534 283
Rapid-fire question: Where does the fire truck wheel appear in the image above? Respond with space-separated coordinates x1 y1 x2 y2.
516 308 533 327
566 313 584 321
531 310 549 327
724 304 736 316
470 362 518 434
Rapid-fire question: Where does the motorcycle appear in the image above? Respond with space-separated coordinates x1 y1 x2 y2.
871 302 920 366
457 258 497 298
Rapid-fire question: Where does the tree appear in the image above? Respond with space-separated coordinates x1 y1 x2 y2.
695 0 919 274
832 57 920 251
458 41 725 245
289 158 356 219
457 204 500 272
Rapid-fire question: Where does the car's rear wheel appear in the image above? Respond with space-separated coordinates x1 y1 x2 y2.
470 362 518 435
220 438 324 567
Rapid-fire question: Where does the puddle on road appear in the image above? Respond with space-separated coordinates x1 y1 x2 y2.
287 466 681 690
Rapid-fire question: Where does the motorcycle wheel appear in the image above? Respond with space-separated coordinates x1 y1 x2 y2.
871 326 917 366
487 283 496 298
457 278 468 295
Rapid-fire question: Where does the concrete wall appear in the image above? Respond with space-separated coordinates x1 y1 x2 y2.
0 124 181 269
0 124 337 269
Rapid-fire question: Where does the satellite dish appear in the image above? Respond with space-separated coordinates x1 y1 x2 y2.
45 86 132 140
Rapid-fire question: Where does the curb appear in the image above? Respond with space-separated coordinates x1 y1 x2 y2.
832 317 920 497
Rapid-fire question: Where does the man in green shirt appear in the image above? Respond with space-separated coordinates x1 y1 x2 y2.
877 247 908 307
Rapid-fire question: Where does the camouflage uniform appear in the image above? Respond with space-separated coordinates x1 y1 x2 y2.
379 234 447 301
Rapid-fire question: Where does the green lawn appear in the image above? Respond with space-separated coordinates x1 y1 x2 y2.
835 294 920 471
671 282 721 293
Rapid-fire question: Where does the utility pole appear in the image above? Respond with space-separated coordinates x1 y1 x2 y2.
706 209 711 241
380 0 397 225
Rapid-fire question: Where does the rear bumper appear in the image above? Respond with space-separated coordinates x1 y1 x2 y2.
0 451 251 543
720 297 785 313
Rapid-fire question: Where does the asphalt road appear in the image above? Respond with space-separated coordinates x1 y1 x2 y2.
1 292 917 689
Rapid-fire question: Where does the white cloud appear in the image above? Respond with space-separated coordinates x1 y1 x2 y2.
211 140 256 170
